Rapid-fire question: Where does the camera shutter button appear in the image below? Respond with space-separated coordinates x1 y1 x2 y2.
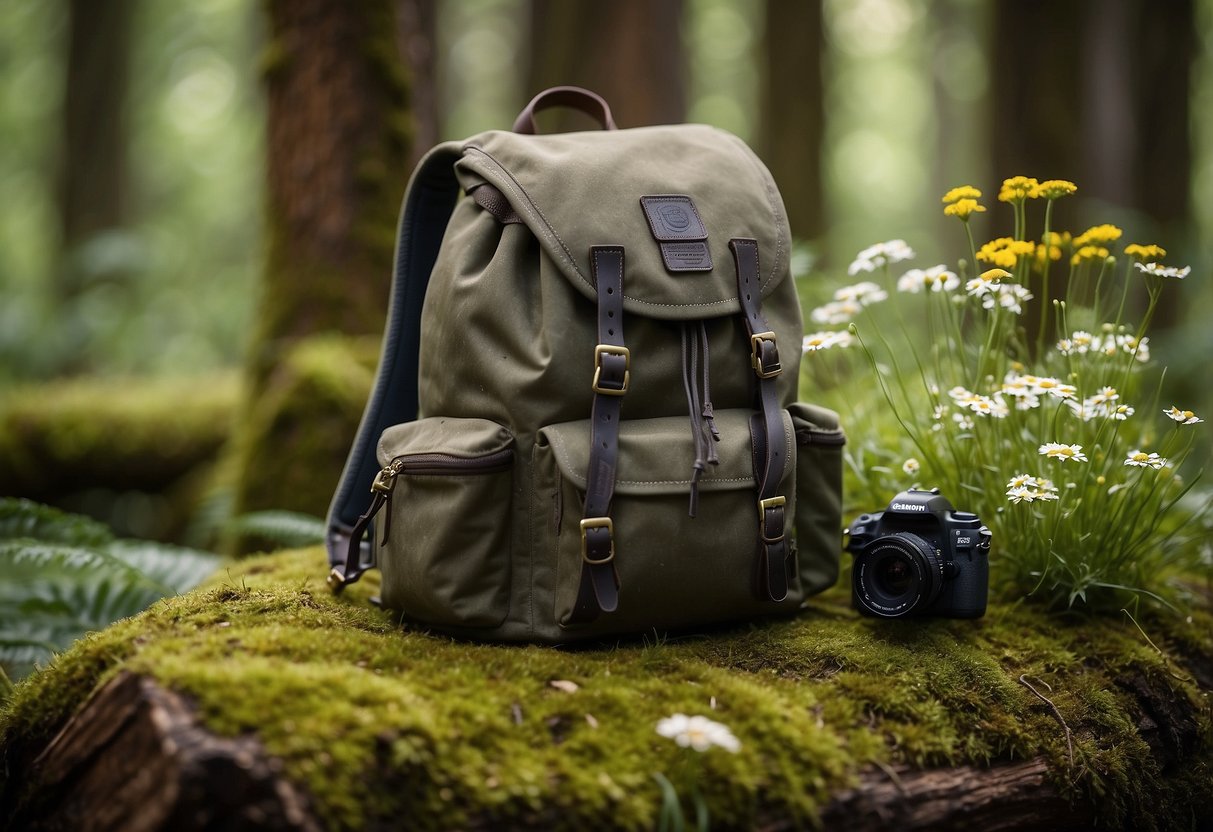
952 511 979 521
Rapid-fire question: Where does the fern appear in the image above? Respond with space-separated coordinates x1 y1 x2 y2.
0 499 223 684
224 510 326 549
0 498 113 547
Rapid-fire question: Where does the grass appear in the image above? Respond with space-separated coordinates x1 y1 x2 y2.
1 547 1211 830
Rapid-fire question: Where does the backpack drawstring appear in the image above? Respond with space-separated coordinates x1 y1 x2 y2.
681 322 720 517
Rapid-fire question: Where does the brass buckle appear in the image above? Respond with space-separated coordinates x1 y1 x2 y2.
327 567 346 593
592 344 631 395
758 495 786 543
750 332 782 379
580 516 615 565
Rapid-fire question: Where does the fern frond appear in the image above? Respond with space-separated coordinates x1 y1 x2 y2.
224 510 325 549
0 498 113 547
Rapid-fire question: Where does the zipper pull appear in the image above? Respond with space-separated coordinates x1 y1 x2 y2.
372 459 405 544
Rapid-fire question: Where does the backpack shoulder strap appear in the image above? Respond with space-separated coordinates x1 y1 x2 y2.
325 142 463 570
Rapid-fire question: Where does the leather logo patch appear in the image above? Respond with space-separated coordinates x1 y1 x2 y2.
639 195 712 272
641 195 708 241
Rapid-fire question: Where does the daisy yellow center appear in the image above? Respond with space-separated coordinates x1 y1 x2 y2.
1130 452 1149 463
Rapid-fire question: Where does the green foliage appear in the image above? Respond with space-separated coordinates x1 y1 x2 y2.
0 499 222 683
1 547 1210 829
223 510 325 550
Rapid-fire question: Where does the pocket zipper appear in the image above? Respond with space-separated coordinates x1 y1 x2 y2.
372 449 515 543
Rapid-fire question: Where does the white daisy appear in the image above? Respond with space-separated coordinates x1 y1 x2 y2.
1070 331 1093 353
1056 338 1074 355
1134 262 1191 279
1164 406 1203 425
802 331 845 352
809 299 862 325
834 281 889 305
902 458 921 476
1039 443 1088 463
656 714 741 753
848 240 915 275
1124 450 1166 470
897 265 959 294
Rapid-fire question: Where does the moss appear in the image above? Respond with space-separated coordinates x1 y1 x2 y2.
0 374 239 538
227 336 379 551
2 548 1210 829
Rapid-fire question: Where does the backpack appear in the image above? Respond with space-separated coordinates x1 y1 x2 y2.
325 86 845 643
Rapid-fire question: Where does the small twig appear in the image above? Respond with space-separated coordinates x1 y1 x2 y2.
872 759 907 796
1121 608 1195 684
1019 674 1074 773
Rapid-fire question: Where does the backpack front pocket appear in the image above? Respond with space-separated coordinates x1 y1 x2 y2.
375 417 514 628
534 408 800 636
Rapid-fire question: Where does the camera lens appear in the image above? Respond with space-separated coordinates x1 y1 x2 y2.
875 556 913 595
852 532 944 618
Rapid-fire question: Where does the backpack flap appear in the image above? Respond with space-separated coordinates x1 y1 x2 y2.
453 124 793 320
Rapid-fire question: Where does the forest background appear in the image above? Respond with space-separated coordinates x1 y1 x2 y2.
1 0 1210 543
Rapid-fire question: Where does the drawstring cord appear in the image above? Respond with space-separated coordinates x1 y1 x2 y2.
681 322 720 517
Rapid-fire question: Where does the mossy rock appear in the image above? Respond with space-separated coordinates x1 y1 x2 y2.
228 335 379 552
0 374 239 539
2 549 1210 830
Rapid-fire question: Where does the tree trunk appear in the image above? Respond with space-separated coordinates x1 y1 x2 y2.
526 0 686 130
758 0 825 243
396 0 439 167
57 0 134 304
254 0 412 377
229 0 414 535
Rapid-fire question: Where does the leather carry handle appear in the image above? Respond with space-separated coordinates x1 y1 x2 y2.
513 86 618 134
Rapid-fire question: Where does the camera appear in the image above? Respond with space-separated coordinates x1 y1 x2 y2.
845 488 990 619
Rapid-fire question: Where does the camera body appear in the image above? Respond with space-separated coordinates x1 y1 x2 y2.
846 488 990 619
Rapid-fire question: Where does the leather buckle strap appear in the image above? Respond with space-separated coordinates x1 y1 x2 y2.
565 245 627 625
731 238 791 603
749 332 782 379
580 517 615 565
592 345 631 395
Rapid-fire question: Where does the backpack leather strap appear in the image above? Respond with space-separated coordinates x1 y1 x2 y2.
565 246 627 624
730 238 790 603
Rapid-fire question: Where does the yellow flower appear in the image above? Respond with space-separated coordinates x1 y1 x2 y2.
1036 179 1077 199
1124 243 1166 260
942 185 982 203
1073 224 1122 247
1033 231 1071 271
998 176 1041 202
980 268 1012 282
943 198 986 220
1070 245 1109 266
976 237 1036 268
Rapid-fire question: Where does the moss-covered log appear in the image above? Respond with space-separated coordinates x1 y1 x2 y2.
0 375 239 539
2 549 1210 830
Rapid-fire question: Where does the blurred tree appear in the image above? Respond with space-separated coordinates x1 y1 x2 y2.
526 0 686 129
230 0 415 535
992 0 1194 336
398 0 439 165
758 0 825 241
57 0 134 304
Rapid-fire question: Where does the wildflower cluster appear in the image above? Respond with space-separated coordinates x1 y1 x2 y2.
812 174 1206 612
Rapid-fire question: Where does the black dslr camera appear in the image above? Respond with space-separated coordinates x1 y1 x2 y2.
845 488 991 619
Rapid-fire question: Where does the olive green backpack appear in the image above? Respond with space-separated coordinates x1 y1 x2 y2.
325 87 845 643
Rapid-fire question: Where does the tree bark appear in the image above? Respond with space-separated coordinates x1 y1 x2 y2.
526 0 686 130
396 0 438 168
758 0 825 242
254 0 413 377
4 673 319 831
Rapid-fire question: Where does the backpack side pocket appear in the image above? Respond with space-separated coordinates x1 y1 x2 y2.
375 417 514 628
789 403 846 596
